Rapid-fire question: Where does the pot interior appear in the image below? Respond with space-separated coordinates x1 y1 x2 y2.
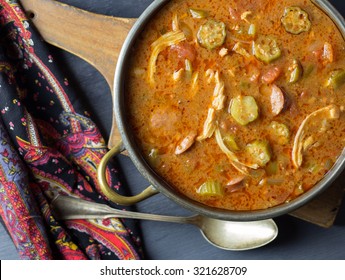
114 0 345 221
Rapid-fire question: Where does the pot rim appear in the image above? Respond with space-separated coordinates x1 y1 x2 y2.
113 0 345 221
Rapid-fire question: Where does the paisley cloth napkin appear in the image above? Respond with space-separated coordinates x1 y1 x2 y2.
0 0 143 259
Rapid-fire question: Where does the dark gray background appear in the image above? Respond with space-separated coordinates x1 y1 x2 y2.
1 0 345 260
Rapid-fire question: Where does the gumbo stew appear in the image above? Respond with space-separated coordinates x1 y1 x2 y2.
126 0 345 211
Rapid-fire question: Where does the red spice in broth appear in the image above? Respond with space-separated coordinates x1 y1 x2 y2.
126 0 345 211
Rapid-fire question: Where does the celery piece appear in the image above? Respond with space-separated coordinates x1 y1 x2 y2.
288 59 303 83
249 169 266 179
307 162 321 174
266 177 284 185
223 134 240 152
325 69 345 89
303 64 314 78
197 180 223 196
265 161 278 176
189 8 209 19
324 159 334 170
294 184 304 196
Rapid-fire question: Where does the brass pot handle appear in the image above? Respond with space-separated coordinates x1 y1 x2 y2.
97 141 159 205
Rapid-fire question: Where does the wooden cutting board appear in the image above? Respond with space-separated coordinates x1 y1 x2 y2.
20 0 345 228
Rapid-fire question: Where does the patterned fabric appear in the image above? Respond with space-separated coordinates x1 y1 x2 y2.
0 0 143 259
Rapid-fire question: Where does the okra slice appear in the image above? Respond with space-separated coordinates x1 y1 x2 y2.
246 140 272 167
288 59 303 83
197 180 223 196
325 69 345 89
281 6 311 35
230 95 259 126
253 36 281 63
268 121 290 145
197 19 226 50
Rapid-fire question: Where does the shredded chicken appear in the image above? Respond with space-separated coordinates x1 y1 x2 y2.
291 104 340 168
212 72 226 110
197 71 226 141
215 129 260 174
232 42 251 58
219 47 229 57
175 132 197 155
241 11 253 23
322 42 334 65
191 72 199 92
173 68 184 81
148 30 186 86
185 58 193 78
172 13 179 31
205 69 215 83
302 136 317 152
197 108 216 141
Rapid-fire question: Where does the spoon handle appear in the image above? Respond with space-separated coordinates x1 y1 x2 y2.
50 195 195 224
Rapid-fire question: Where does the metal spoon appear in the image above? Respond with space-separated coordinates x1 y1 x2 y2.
50 194 278 251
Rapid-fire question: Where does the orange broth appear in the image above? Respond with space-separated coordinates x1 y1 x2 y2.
126 0 345 210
